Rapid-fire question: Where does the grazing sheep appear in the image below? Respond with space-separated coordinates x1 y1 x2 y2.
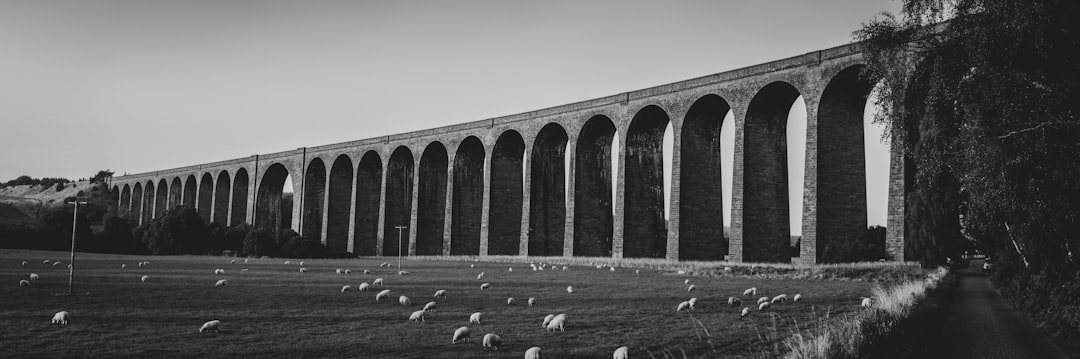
861 297 873 308
528 297 536 307
52 311 69 325
18 279 30 287
375 289 391 302
688 297 698 309
771 294 788 304
409 310 426 322
142 261 150 266
477 272 485 280
743 287 757 296
299 268 308 273
363 270 371 275
341 285 352 292
562 266 568 271
423 301 437 312
758 301 771 311
676 301 691 312
508 267 513 272
358 282 371 291
684 279 690 285
452 326 471 344
525 346 542 359
21 261 27 266
546 316 565 331
373 278 385 286
214 279 227 287
214 269 224 275
244 258 249 263
43 259 52 265
140 275 149 283
399 296 411 306
284 261 291 265
380 262 390 267
52 261 62 266
610 267 615 272
757 297 770 305
343 269 351 274
505 297 516 305
470 264 475 268
793 294 803 302
728 297 743 306
470 312 482 324
241 269 248 272
613 346 629 359
480 282 491 290
199 320 221 333
677 270 686 274
566 286 573 294
29 273 39 281
740 307 751 318
336 269 343 274
542 314 555 328
398 271 410 276
434 289 447 298
687 284 696 292
230 259 237 264
483 333 502 351
121 264 126 269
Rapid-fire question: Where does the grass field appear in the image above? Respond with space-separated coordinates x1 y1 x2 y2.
0 249 888 358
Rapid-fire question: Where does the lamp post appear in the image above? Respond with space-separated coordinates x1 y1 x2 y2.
67 201 88 296
395 225 406 274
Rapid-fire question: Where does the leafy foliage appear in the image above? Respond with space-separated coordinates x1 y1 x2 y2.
138 206 210 255
822 226 888 263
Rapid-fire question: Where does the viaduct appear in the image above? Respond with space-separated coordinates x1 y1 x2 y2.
110 41 907 264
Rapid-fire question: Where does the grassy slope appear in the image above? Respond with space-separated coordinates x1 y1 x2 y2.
1 249 876 358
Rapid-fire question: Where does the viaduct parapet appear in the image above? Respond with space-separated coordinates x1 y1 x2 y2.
111 41 907 264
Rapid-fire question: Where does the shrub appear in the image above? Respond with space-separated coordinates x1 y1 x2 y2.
138 206 210 255
241 227 278 257
279 231 326 259
821 226 887 263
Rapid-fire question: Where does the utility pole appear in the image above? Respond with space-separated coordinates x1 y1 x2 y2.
67 201 88 296
395 225 407 274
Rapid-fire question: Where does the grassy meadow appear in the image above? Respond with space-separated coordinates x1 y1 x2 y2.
0 249 894 358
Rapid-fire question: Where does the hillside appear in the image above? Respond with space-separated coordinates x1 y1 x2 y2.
0 181 94 217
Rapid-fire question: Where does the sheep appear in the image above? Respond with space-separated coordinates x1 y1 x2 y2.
508 267 513 272
771 294 788 304
676 301 691 312
214 279 227 287
299 268 308 273
121 264 126 269
506 297 517 306
677 270 686 274
358 282 371 291
343 269 351 274
18 279 30 287
423 301 437 312
363 270 371 275
613 346 629 359
434 289 447 298
480 282 491 290
53 261 62 266
43 259 52 265
244 258 249 263
214 269 225 275
526 346 543 359
757 297 770 305
562 266 568 271
740 307 751 318
793 294 803 302
230 259 237 264
373 278 384 286
241 269 249 272
483 333 502 351
336 269 344 274
29 273 39 281
688 297 698 309
399 295 411 306
687 284 696 292
546 315 565 331
409 310 426 322
743 287 757 296
299 261 304 266
542 314 555 328
341 285 352 293
861 297 873 308
199 320 221 333
477 272 485 280
398 271 410 276
52 311 69 325
758 301 771 311
452 326 471 344
140 275 149 283
470 312 482 324
284 261 291 265
141 261 150 266
684 279 690 285
470 264 475 268
728 297 743 306
609 267 615 272
566 286 573 294
21 260 27 266
375 289 391 302
528 297 536 307
380 262 390 267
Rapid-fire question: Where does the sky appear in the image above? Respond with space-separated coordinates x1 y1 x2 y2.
0 0 902 232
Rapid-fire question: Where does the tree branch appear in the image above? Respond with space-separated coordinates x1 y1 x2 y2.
998 122 1050 140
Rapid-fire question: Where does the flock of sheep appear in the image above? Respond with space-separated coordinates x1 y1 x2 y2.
14 255 878 358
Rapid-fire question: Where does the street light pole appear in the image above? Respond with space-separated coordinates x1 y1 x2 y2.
68 201 88 296
395 225 406 274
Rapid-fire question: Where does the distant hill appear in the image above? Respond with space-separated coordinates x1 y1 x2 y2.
0 202 34 225
0 181 94 217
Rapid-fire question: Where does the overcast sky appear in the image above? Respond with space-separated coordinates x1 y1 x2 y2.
0 0 901 231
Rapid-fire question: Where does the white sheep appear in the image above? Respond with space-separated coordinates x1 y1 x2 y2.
566 286 573 294
423 301 437 312
398 271 410 276
363 269 371 275
470 264 475 268
299 268 308 273
214 279 227 287
728 297 743 306
399 295 411 306
635 269 640 274
757 297 770 305
380 262 390 267
609 267 615 272
546 316 565 331
230 259 237 264
121 264 126 269
613 346 629 359
53 261 62 266
687 284 696 292
758 301 771 311
771 294 788 304
341 285 352 293
676 301 691 312
470 312 482 324
343 269 351 274
434 289 447 298
336 269 343 274
541 314 555 328
43 259 52 265
375 289 391 302
483 333 502 351
244 258 249 263
452 326 471 344
508 267 513 272
52 311 69 325
409 309 426 322
214 269 224 275
142 261 150 266
561 266 567 271
140 275 149 283
241 269 248 272
29 273 39 281
373 278 384 286
740 307 750 318
743 287 757 296
358 282 371 291
299 261 304 266
528 297 536 307
21 260 27 266
525 346 542 359
199 320 221 333
861 297 873 308
793 294 803 302
506 297 516 306
688 297 698 309
477 272 485 280
677 270 686 274
284 261 291 265
684 279 690 285
480 282 491 290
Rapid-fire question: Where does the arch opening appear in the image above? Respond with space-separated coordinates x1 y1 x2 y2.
130 183 143 224
624 106 671 258
529 123 568 256
354 151 383 256
198 173 214 223
451 137 485 255
120 184 131 217
255 164 293 236
169 177 182 209
154 179 168 218
326 155 354 255
489 130 525 255
679 95 731 260
383 147 414 257
230 169 249 226
110 185 120 216
744 82 802 263
302 158 326 241
417 142 448 255
183 175 197 207
574 116 616 257
142 181 155 225
214 171 231 226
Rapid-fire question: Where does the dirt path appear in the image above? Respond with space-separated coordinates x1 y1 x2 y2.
936 261 1068 359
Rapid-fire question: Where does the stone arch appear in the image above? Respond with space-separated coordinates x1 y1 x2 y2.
183 175 197 207
354 151 382 256
169 177 182 209
383 146 414 256
131 182 143 224
451 136 485 255
624 105 671 258
110 185 120 216
142 181 155 224
679 94 731 260
302 158 326 240
231 169 249 225
255 163 292 234
743 81 803 262
214 171 231 225
529 123 568 256
814 65 875 262
155 179 168 218
489 130 525 255
326 155 353 255
120 184 131 217
574 116 616 257
417 142 448 255
198 173 213 223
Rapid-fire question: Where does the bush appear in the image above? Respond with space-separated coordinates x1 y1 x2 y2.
92 215 148 254
241 227 278 258
821 226 887 263
138 206 210 255
279 231 326 259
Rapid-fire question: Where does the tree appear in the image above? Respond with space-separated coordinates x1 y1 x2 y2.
139 206 210 255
